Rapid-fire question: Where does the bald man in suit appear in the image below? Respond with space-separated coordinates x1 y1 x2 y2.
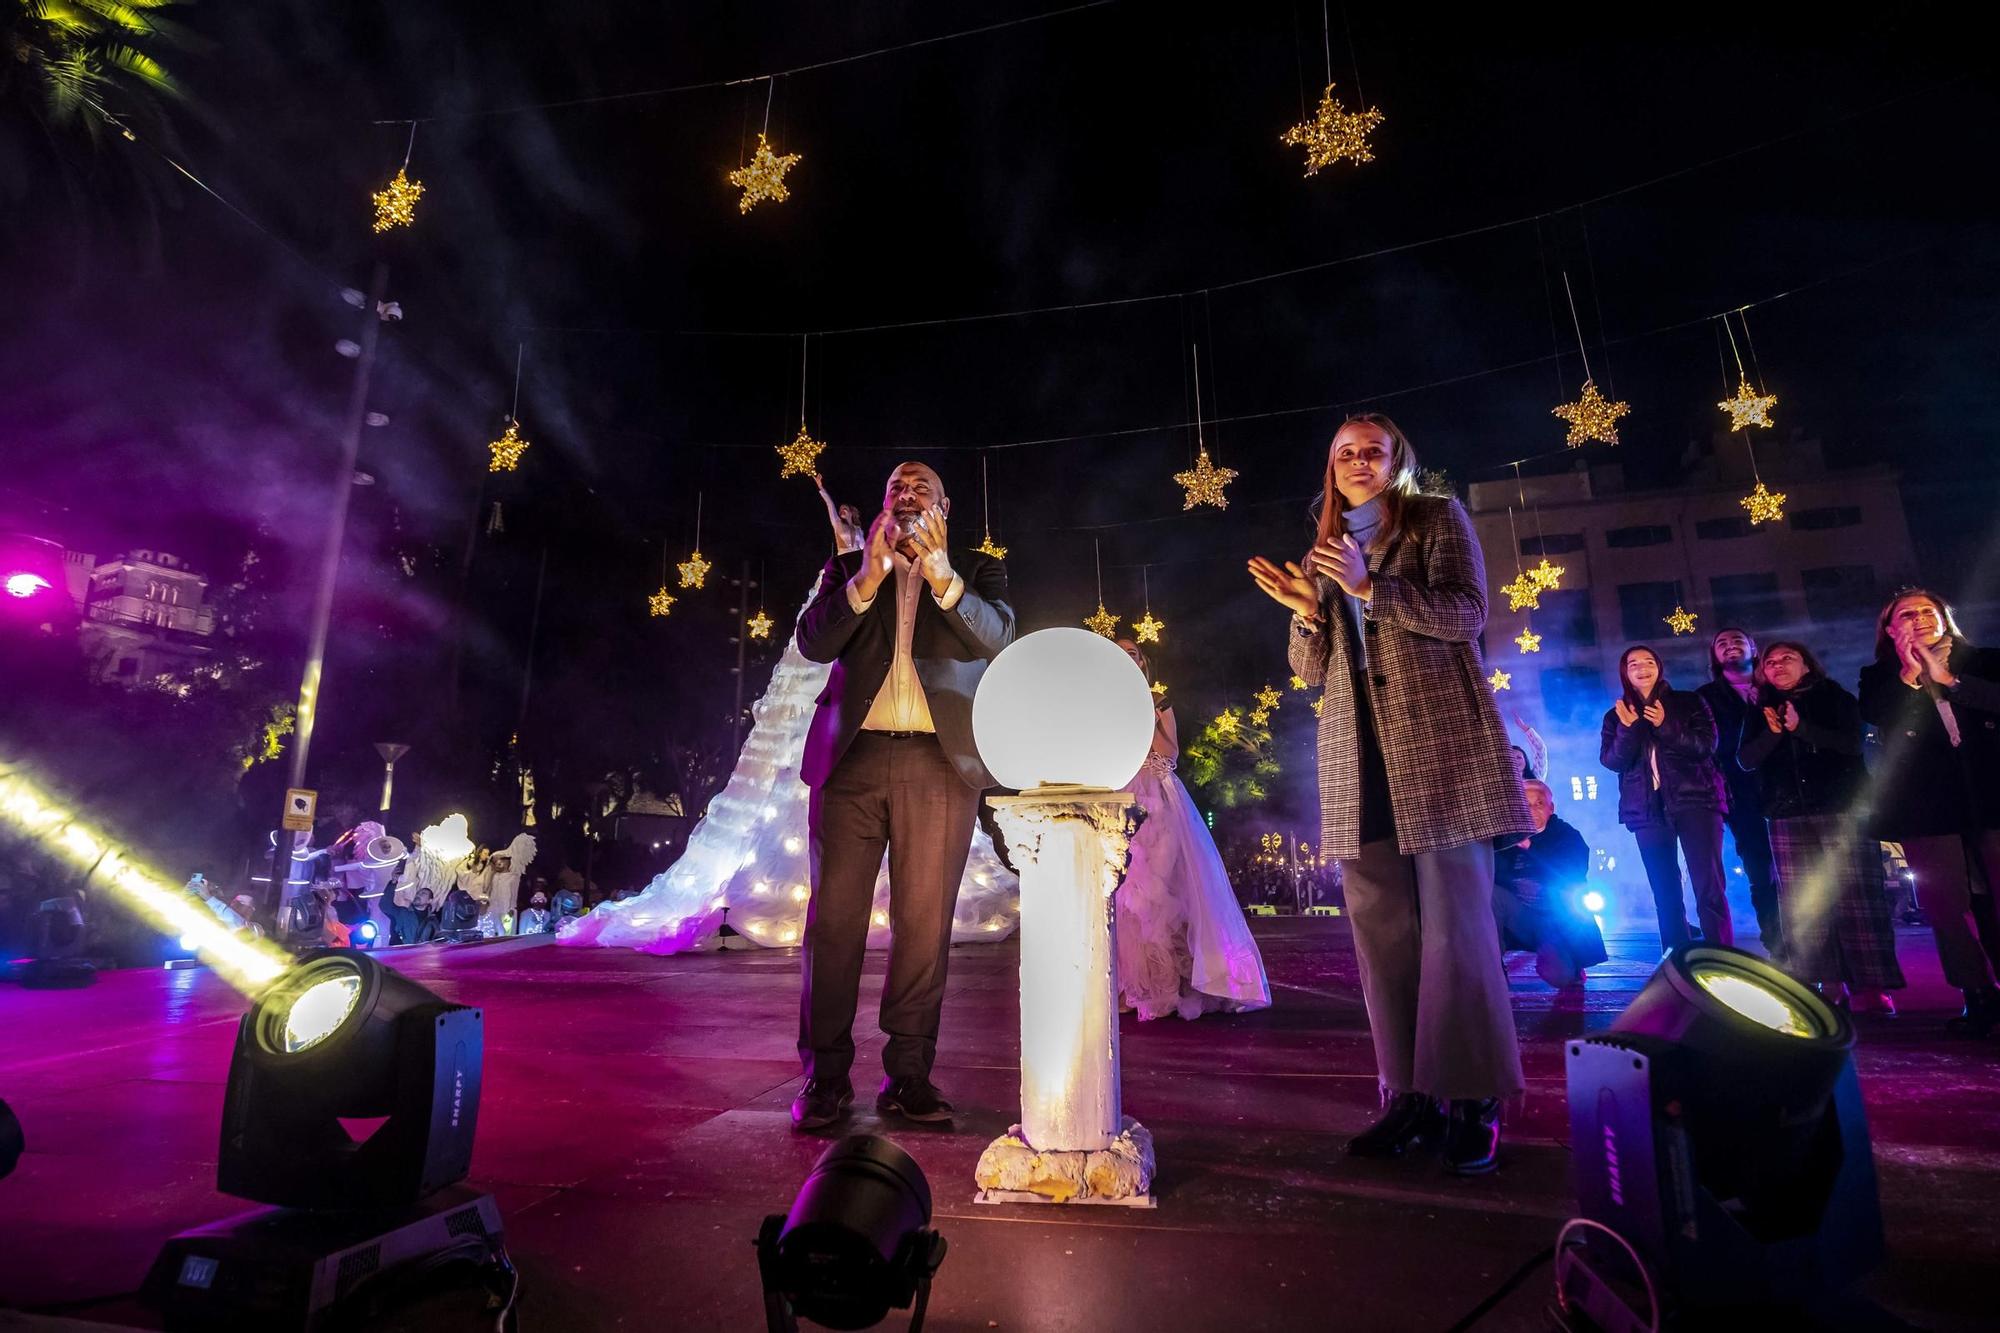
790 461 1016 1130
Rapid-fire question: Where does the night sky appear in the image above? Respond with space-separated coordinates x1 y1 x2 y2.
3 1 1994 818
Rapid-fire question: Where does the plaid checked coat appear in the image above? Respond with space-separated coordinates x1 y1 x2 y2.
1288 493 1532 860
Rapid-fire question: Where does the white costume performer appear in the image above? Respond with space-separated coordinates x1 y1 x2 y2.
1112 656 1271 1020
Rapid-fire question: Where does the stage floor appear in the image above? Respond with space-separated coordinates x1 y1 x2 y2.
3 920 1997 1331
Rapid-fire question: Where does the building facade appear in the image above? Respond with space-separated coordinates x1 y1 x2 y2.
80 549 217 685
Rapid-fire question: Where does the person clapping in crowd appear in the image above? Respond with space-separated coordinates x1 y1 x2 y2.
1739 641 1904 1012
1600 645 1732 951
1699 629 1782 958
1492 780 1606 989
1858 589 2000 1035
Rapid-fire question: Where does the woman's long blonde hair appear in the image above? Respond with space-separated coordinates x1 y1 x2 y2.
1314 412 1421 555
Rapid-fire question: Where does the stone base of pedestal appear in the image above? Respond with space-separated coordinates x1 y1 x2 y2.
972 1117 1156 1206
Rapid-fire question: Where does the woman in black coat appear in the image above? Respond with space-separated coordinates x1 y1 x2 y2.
1739 641 1904 1010
1600 645 1732 951
1857 588 2000 1034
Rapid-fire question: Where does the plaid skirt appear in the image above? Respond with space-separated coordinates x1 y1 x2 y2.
1769 815 1906 990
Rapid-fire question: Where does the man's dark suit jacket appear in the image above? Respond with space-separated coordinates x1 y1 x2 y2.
795 548 1016 791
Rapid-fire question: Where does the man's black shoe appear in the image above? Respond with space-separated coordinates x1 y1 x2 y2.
876 1077 955 1123
1945 988 2000 1038
1345 1092 1444 1158
790 1078 853 1131
1443 1098 1502 1176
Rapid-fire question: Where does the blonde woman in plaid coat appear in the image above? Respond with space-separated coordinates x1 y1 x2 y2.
1250 414 1532 1176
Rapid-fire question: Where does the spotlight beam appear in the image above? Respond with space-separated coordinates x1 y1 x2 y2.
0 768 291 994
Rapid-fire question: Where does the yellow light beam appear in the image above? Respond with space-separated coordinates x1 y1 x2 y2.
0 768 292 995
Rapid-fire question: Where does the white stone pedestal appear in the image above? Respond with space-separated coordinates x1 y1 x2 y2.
974 789 1155 1206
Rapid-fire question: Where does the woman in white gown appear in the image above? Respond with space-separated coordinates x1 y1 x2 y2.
1114 639 1272 1020
558 474 1019 955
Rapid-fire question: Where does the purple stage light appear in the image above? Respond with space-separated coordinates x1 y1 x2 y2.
4 571 51 599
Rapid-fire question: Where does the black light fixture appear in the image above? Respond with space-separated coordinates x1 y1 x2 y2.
757 1136 947 1332
1560 945 1881 1330
1 1097 22 1181
144 949 507 1328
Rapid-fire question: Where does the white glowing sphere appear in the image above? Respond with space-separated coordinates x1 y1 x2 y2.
973 628 1155 791
418 813 474 862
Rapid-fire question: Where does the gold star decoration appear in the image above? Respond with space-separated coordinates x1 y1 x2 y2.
1084 603 1121 638
728 133 801 213
1527 558 1565 592
370 168 423 233
747 609 774 639
975 534 1009 560
1254 685 1283 711
488 420 530 473
1311 696 1326 716
1553 379 1631 447
1280 82 1385 176
1488 669 1512 691
775 425 825 479
1249 707 1271 727
1515 629 1542 653
1718 377 1778 431
1173 446 1239 510
1150 680 1168 697
1741 481 1787 525
1290 674 1309 692
1664 605 1699 636
1214 711 1239 736
1502 573 1543 613
648 587 676 618
677 549 711 590
1132 610 1165 644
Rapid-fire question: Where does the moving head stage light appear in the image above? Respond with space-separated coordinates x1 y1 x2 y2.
144 949 510 1331
1560 945 1881 1331
757 1136 947 1332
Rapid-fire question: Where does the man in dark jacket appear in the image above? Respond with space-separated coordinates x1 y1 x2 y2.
790 461 1016 1130
1493 781 1608 987
1697 628 1781 957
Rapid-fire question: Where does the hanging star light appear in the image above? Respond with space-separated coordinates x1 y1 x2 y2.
1214 711 1239 736
677 550 711 590
728 132 801 213
1553 379 1631 447
1150 681 1168 698
1515 628 1543 653
1255 685 1283 711
1290 674 1310 692
1281 82 1385 176
1488 669 1513 692
1249 707 1271 727
1084 603 1121 638
747 609 774 639
1132 610 1165 644
1311 696 1326 716
1719 377 1778 431
1174 445 1238 510
1664 605 1699 636
648 587 676 618
1740 480 1788 525
775 424 824 479
370 168 423 233
976 534 1009 559
488 420 530 473
1502 573 1543 613
1527 558 1565 592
